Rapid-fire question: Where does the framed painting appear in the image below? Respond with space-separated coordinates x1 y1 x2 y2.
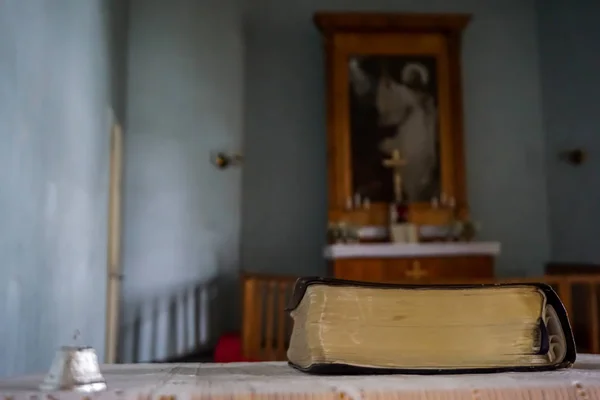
314 12 471 226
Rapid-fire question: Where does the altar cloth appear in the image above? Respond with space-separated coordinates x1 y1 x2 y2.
1 354 600 400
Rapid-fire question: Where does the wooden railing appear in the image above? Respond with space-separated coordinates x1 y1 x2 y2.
120 280 219 363
241 273 600 361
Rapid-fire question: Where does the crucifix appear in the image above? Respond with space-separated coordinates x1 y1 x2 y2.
382 149 407 203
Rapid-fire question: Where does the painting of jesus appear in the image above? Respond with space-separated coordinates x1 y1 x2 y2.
348 55 441 203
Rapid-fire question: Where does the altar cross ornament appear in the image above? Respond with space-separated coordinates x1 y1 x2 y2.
405 261 428 280
383 149 407 203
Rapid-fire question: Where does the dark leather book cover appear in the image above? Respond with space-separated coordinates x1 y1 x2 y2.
286 276 576 375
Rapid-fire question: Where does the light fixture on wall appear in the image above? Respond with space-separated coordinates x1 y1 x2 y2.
211 151 243 170
559 148 587 166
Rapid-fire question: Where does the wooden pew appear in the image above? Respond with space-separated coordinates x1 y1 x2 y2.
241 273 296 361
241 273 600 361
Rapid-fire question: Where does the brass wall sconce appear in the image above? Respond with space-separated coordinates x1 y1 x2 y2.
211 151 243 170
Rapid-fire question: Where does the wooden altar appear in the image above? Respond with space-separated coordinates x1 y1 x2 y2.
314 12 501 281
326 242 500 282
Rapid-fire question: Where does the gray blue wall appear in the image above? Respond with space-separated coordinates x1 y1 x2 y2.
241 0 548 278
119 0 244 362
0 0 126 377
538 0 600 264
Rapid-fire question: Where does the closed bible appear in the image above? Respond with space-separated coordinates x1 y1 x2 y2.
286 277 576 374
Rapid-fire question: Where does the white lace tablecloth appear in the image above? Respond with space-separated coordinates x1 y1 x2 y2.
1 354 600 400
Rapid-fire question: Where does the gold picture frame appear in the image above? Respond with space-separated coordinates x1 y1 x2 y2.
314 12 471 226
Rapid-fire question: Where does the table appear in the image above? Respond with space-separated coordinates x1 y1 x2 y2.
1 354 599 400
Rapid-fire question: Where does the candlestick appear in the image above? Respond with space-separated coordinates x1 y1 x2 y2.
353 193 362 209
363 197 371 210
345 197 353 211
